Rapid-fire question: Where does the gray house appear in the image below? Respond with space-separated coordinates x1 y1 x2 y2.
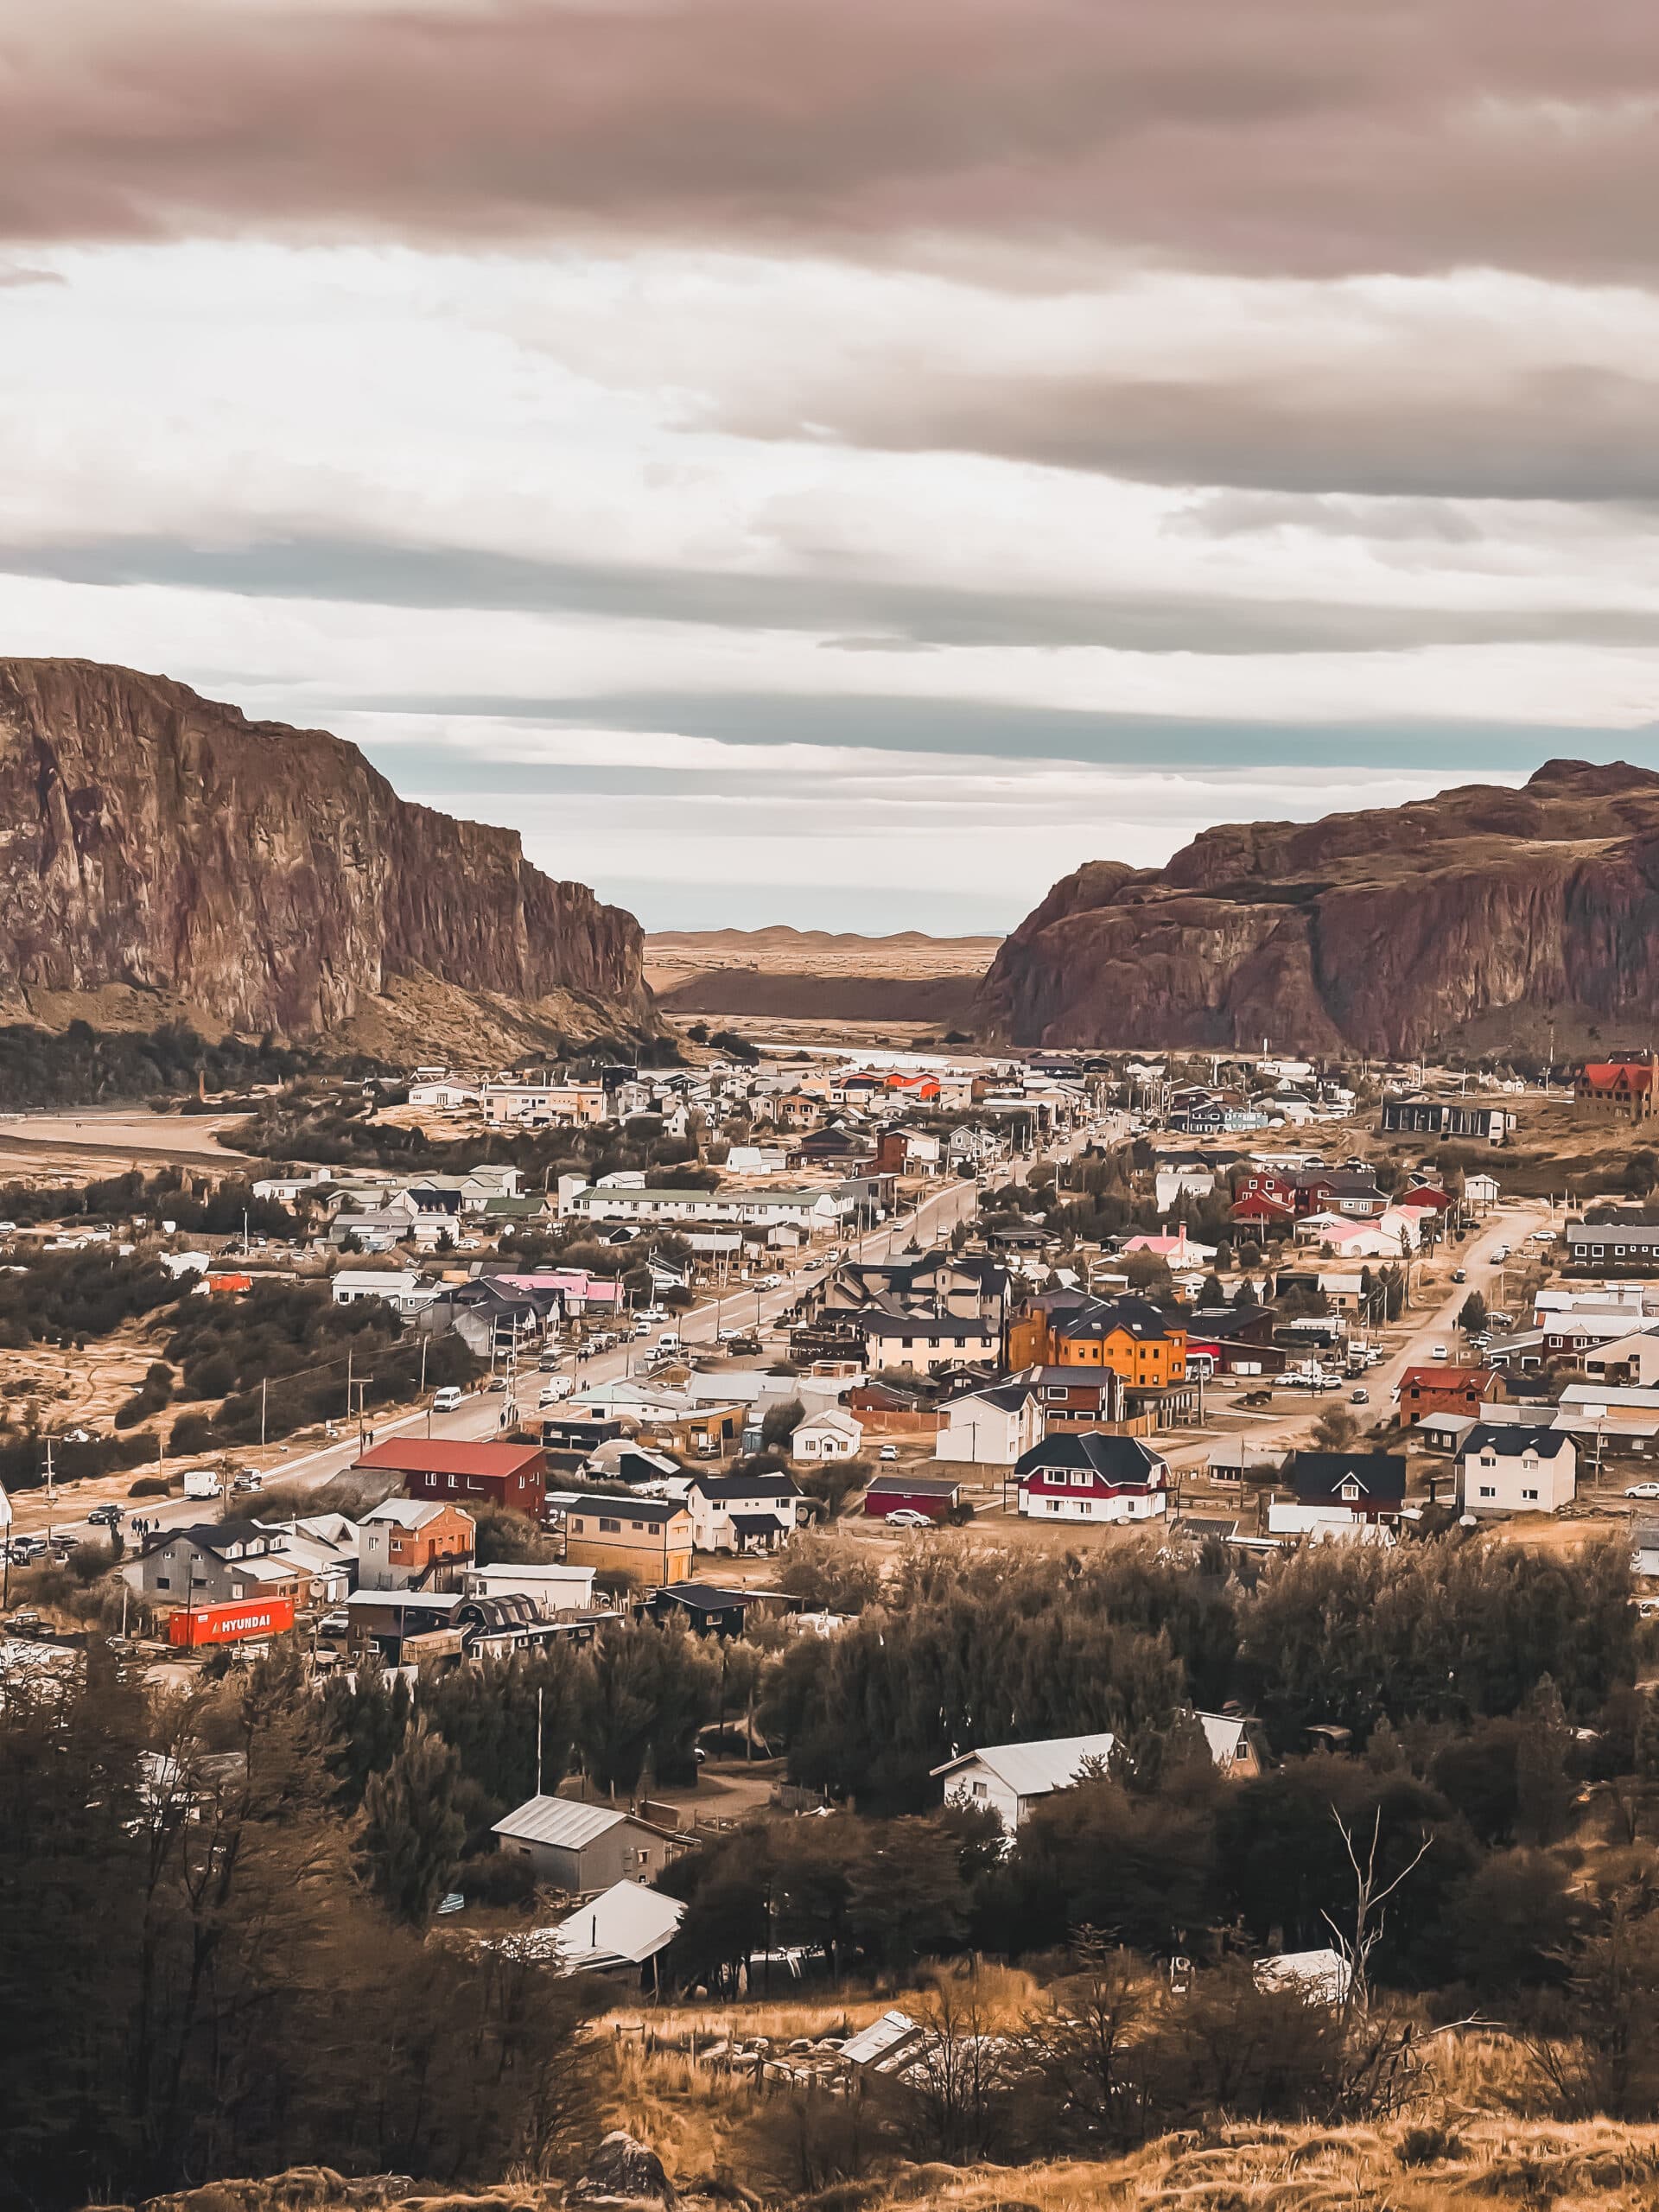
490 1795 677 1892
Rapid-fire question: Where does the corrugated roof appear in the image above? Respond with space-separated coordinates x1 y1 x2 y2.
492 1796 629 1849
355 1439 544 1478
931 1731 1116 1797
553 1879 685 1969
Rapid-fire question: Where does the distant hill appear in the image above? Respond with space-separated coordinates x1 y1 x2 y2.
646 925 1001 1023
979 759 1659 1054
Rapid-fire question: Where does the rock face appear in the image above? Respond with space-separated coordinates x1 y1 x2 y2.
979 760 1659 1055
0 659 651 1041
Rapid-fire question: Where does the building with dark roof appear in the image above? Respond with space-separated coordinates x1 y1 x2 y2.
1457 1423 1577 1515
1015 1431 1169 1523
563 1492 692 1582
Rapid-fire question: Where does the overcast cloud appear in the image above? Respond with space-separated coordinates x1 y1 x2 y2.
3 8 1659 928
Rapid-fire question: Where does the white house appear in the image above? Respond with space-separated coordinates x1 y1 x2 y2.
791 1408 864 1461
1154 1166 1217 1217
686 1469 802 1553
1014 1432 1169 1522
1457 1423 1577 1515
408 1080 480 1110
931 1731 1117 1833
936 1382 1041 1466
1585 1330 1659 1390
330 1268 438 1315
461 1562 598 1612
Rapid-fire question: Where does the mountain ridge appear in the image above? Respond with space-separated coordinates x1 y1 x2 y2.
978 758 1659 1054
0 658 652 1050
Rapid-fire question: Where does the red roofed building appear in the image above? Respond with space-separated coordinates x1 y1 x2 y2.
1396 1365 1503 1425
1577 1059 1657 1122
353 1437 546 1517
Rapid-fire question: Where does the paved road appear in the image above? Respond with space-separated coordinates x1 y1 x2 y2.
12 1118 1109 1547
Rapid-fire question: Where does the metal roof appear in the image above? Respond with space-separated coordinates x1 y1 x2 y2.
491 1796 631 1849
553 1879 684 1969
931 1730 1116 1797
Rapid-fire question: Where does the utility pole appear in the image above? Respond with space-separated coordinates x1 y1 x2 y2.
43 1434 54 1506
536 1683 544 1798
261 1375 268 1448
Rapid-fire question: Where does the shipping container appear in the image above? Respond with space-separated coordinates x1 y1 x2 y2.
168 1597 296 1649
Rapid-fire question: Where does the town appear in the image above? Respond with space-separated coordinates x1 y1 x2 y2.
7 1034 1659 2203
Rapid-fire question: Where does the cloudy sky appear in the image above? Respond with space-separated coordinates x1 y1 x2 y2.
7 3 1659 931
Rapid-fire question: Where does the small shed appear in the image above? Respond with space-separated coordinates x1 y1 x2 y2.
863 1474 962 1522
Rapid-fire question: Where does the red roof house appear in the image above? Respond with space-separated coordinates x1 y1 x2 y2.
1577 1060 1657 1120
354 1437 546 1517
1395 1365 1502 1424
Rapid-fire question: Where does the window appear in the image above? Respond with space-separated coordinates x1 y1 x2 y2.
1071 1470 1090 1487
599 1516 621 1534
155 1575 170 1590
1523 1488 1539 1501
1479 1484 1496 1498
971 1779 988 1798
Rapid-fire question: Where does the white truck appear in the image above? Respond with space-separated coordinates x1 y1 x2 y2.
182 1467 223 1500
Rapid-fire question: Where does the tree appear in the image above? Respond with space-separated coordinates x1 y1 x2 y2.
761 1396 805 1451
1312 1404 1360 1453
359 1719 466 1926
1457 1290 1489 1334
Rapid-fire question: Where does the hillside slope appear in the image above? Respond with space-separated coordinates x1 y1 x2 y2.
979 759 1659 1054
0 659 651 1048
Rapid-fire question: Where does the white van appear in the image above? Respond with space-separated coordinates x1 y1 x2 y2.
432 1384 464 1413
658 1331 683 1354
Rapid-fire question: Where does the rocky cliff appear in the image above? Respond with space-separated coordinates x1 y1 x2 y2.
979 760 1659 1055
0 658 652 1046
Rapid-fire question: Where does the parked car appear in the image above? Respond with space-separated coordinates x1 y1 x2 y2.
317 1609 351 1637
760 1274 785 1289
538 1377 575 1406
1350 1388 1370 1405
884 1508 933 1529
1491 1245 1510 1263
432 1384 464 1413
9 1535 48 1564
1431 1343 1449 1361
483 1375 507 1392
1452 1268 1467 1283
879 1443 899 1461
232 1471 264 1492
1627 1483 1659 1500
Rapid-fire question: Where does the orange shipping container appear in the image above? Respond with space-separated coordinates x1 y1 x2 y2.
168 1597 295 1648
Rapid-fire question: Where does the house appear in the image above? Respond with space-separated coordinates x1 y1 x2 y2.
791 1408 864 1461
1183 1305 1287 1379
686 1470 802 1554
1196 1711 1266 1780
1457 1424 1577 1516
862 1472 962 1522
1567 1222 1659 1273
1006 1294 1187 1389
936 1382 1042 1466
461 1561 598 1612
354 1438 547 1518
1380 1096 1516 1143
1014 1432 1170 1522
357 1498 475 1591
1575 1059 1658 1121
1465 1173 1502 1211
138 1522 310 1609
1011 1364 1126 1432
1586 1330 1659 1389
331 1268 437 1315
1632 1520 1659 1579
563 1494 693 1582
406 1078 480 1110
1395 1364 1502 1424
850 1313 1001 1373
492 1796 677 1891
1121 1228 1217 1267
931 1732 1117 1832
1269 1452 1407 1535
648 1582 760 1636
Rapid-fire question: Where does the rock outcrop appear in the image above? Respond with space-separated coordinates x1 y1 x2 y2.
0 659 651 1044
978 760 1659 1055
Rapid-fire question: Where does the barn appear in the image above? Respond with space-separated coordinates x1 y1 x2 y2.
862 1473 963 1522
